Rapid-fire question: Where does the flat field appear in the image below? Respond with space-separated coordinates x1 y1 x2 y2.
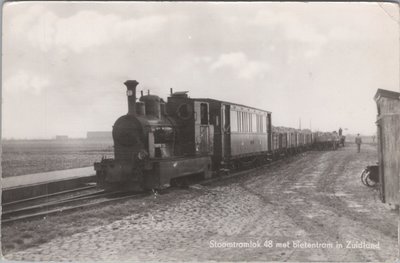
2 139 113 177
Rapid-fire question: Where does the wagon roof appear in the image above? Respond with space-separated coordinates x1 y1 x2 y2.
272 126 312 133
374 89 400 101
194 98 272 114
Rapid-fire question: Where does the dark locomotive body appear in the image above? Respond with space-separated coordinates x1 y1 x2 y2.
95 80 213 190
95 80 342 191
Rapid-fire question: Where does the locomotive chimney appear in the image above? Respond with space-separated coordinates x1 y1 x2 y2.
124 80 139 115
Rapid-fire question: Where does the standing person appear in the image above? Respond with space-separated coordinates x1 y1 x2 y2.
355 134 362 153
339 128 344 147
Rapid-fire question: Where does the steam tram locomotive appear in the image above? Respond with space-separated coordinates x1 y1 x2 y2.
95 80 339 191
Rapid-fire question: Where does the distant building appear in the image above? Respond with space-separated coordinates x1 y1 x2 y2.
55 135 69 140
87 131 112 140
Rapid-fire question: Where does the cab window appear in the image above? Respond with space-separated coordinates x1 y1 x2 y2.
200 103 209 125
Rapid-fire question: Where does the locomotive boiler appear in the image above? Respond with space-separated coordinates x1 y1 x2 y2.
94 80 213 190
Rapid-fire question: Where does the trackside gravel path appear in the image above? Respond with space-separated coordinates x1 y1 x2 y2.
4 144 398 261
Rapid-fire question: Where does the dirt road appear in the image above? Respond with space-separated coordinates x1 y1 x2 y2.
4 144 398 261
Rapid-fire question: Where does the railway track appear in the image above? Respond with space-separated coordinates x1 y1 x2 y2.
2 185 98 209
200 155 293 186
2 153 300 225
2 188 148 225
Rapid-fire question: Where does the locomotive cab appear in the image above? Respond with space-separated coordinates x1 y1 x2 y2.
166 92 214 157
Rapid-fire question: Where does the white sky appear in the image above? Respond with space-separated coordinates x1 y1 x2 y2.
3 2 399 139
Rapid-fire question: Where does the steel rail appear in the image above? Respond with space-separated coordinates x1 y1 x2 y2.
2 190 125 219
2 192 149 224
2 185 97 208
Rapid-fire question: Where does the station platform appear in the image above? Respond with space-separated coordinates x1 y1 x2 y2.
2 167 96 203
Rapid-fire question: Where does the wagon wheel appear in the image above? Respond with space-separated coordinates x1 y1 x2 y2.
231 161 240 171
366 177 377 187
251 158 259 168
361 169 368 186
364 171 377 187
361 169 374 186
227 162 236 172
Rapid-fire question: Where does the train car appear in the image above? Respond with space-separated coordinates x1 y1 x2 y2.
95 80 214 190
313 131 339 150
271 126 289 159
276 128 312 154
313 132 329 150
200 98 272 170
286 128 298 154
271 127 279 154
300 129 313 150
